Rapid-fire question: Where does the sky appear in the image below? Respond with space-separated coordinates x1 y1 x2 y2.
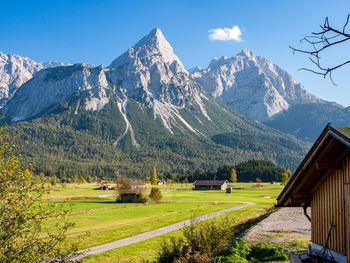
1 0 350 105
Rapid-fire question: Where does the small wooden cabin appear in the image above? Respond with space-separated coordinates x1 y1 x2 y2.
277 125 350 263
193 180 228 190
120 193 141 202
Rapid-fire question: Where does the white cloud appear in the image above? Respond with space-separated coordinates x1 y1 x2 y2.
208 26 242 41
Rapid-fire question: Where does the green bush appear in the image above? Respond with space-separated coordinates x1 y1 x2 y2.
248 242 288 262
219 238 251 263
157 217 235 262
149 187 162 203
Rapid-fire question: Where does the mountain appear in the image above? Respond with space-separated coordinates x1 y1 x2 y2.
190 49 321 122
2 29 307 178
191 50 350 141
41 61 72 68
0 54 71 108
264 102 350 141
0 54 43 108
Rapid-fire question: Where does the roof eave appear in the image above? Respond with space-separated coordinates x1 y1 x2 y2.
277 124 350 207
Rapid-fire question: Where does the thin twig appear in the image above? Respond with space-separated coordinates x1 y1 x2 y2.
290 15 350 84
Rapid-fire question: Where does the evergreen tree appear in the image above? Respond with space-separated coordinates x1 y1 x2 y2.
149 187 162 203
230 167 237 183
150 165 158 185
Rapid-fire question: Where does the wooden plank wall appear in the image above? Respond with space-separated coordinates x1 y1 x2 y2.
311 160 347 255
344 156 350 263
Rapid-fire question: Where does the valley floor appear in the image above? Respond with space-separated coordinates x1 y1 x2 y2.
47 183 287 262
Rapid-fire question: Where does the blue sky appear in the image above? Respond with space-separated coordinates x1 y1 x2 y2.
1 0 350 105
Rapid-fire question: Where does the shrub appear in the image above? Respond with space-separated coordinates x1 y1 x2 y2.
157 217 235 262
248 242 288 262
219 238 251 263
149 187 162 203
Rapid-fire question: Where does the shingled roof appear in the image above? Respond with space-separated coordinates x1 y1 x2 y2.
193 180 228 186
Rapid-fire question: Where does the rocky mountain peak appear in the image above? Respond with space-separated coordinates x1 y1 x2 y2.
108 28 195 109
191 50 321 121
0 53 43 108
239 49 254 59
110 28 186 73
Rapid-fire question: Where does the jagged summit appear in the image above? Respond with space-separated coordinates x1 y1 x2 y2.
134 28 167 48
110 28 186 73
0 53 43 108
239 49 254 59
108 27 196 110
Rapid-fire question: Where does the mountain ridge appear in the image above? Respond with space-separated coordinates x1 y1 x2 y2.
190 49 322 121
0 53 71 108
1 28 308 178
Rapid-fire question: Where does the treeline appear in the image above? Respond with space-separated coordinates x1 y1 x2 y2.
175 160 289 183
8 117 270 181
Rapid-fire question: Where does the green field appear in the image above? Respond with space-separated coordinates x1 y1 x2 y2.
47 183 283 262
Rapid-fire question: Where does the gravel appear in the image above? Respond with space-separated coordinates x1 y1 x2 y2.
244 207 311 244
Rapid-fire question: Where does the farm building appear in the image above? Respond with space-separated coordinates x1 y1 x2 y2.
277 125 350 263
130 181 146 190
120 193 142 203
193 180 228 190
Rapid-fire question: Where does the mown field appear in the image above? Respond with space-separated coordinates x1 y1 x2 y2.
47 182 284 262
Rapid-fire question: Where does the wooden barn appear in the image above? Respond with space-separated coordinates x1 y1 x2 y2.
193 180 228 190
277 125 350 263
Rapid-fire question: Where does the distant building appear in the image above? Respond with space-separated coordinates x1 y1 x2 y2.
130 181 146 190
117 180 146 203
120 193 141 203
277 125 350 263
193 180 228 190
93 185 115 190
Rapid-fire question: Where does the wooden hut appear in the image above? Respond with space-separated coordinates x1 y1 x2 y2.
276 124 350 263
193 180 228 190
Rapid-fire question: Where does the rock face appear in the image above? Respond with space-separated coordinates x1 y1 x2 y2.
5 29 210 136
190 49 320 121
109 28 190 107
0 54 43 108
5 64 110 122
0 54 72 108
109 28 210 133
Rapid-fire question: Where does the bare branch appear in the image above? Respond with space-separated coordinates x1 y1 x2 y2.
343 14 350 33
290 15 350 84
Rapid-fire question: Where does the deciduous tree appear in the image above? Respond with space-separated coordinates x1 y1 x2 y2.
0 126 76 262
230 167 237 184
255 177 262 188
280 172 290 186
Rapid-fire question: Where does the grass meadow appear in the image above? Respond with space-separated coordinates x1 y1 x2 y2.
46 182 283 262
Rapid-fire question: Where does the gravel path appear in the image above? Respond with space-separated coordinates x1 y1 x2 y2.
73 202 255 261
244 207 311 244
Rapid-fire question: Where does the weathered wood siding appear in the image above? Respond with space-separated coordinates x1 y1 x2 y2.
310 156 350 256
344 156 350 263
